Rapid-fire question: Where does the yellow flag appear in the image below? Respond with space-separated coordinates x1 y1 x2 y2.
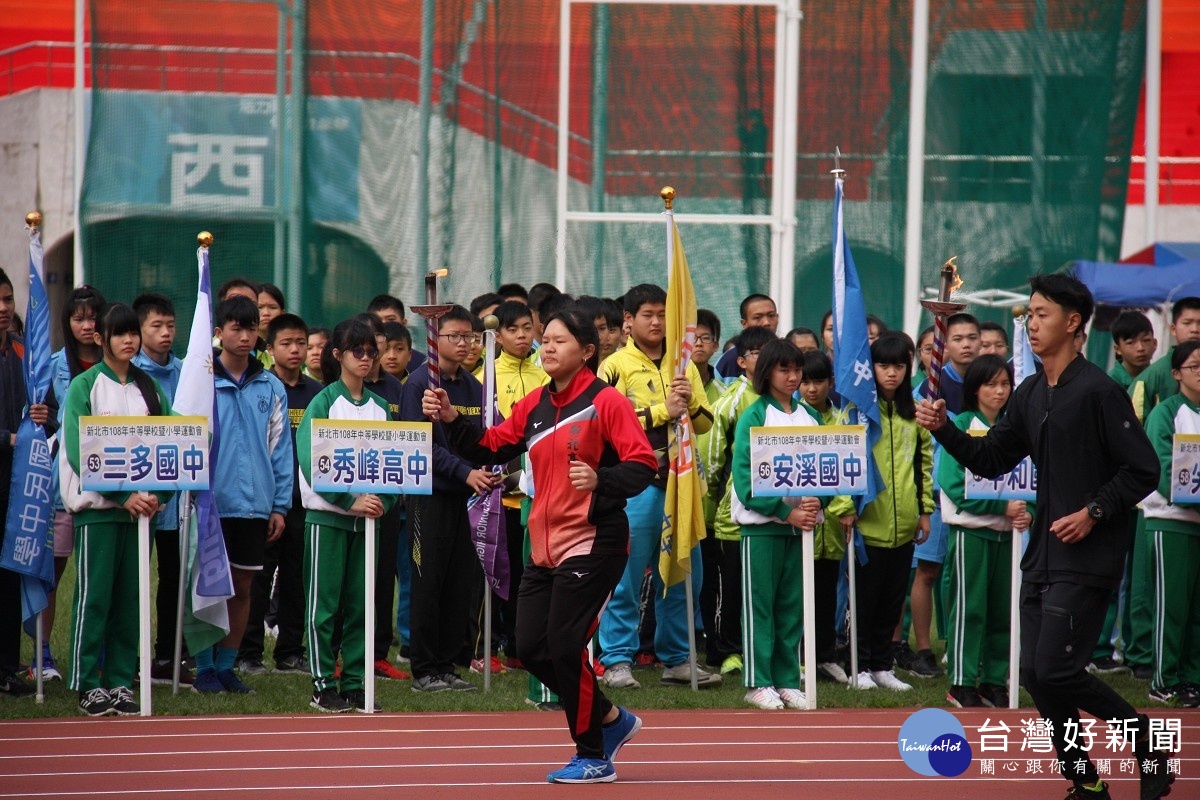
658 214 706 589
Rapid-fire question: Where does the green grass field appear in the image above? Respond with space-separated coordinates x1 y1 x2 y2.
1 559 1155 720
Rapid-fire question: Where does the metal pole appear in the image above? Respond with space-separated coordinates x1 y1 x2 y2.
589 4 610 294
138 506 153 716
73 0 86 287
1145 0 1162 246
1008 529 1021 709
847 532 860 686
777 0 801 332
1029 0 1046 274
417 0 435 277
767 0 786 305
901 0 930 338
801 527 817 709
555 0 571 290
274 5 287 292
287 0 306 318
491 0 504 289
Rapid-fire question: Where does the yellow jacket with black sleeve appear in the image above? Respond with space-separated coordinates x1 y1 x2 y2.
598 338 714 486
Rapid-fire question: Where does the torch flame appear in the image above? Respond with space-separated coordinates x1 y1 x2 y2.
945 256 963 294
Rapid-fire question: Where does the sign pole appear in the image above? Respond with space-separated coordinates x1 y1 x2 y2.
137 494 153 716
1009 531 1021 709
801 527 817 709
173 491 192 695
364 515 376 714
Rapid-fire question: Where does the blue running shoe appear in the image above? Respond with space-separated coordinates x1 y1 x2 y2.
546 756 616 784
602 706 642 761
216 668 255 694
192 669 224 694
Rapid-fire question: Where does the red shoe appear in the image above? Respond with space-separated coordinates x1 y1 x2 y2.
504 656 526 672
633 652 660 669
470 656 506 675
333 657 342 679
374 659 411 680
594 660 606 677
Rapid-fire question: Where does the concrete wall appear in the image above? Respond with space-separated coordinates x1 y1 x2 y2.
0 88 78 320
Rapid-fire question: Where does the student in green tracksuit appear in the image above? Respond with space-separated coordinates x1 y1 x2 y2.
731 339 822 710
937 355 1033 709
298 319 397 713
61 303 173 717
1143 339 1200 707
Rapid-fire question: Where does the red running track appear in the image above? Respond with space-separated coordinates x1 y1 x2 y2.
1 709 1196 800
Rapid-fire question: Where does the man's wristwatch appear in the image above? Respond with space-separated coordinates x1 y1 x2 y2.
1086 502 1105 521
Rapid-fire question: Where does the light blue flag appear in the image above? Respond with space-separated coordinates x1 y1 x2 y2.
1012 312 1038 386
831 175 884 514
174 243 232 650
1 220 54 623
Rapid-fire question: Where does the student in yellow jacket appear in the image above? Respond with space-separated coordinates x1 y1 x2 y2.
596 284 717 690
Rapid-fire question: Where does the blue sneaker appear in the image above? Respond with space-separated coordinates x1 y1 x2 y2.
192 669 224 694
602 706 642 761
216 668 255 694
546 756 616 784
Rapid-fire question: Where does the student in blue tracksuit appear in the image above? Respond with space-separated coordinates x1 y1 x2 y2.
193 295 293 695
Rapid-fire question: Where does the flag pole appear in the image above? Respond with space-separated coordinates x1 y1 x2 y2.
1007 304 1027 710
24 211 47 704
174 490 191 694
662 186 699 692
801 524 817 709
481 313 500 692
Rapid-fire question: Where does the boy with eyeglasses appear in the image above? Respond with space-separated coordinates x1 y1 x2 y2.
399 305 494 692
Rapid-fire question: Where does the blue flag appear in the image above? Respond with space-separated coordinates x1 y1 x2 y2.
174 244 232 650
0 221 55 623
831 175 884 513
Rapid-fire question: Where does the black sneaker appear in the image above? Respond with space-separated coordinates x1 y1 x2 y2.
1132 664 1154 681
411 674 452 693
1148 686 1178 705
150 659 196 686
340 689 381 713
108 686 140 716
1064 781 1112 800
1139 748 1175 800
0 668 35 697
1087 656 1130 675
909 649 944 678
441 672 477 692
1175 683 1200 708
946 685 984 708
274 655 310 674
978 683 1010 708
235 658 268 676
310 687 352 713
891 641 917 672
79 688 115 716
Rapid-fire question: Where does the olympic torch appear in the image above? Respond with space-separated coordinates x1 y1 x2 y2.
919 257 967 402
411 269 452 416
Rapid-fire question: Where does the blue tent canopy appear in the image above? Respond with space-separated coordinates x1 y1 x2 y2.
1069 260 1200 307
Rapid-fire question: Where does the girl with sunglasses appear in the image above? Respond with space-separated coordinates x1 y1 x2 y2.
297 318 396 712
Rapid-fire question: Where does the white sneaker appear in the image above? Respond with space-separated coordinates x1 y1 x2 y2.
870 669 913 691
817 661 849 684
848 670 877 690
661 661 723 688
777 687 807 709
601 662 641 689
744 686 784 709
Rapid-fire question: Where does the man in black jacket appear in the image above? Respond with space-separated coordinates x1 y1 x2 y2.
916 274 1172 800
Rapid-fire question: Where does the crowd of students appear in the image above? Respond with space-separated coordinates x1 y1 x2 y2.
0 268 1195 785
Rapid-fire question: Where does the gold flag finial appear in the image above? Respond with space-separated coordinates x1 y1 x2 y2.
1012 304 1026 319
483 314 499 332
197 231 214 248
660 186 675 210
25 211 42 229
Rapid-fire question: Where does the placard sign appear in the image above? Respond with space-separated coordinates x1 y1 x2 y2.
79 416 210 491
1170 434 1200 504
310 420 433 495
750 424 868 497
963 429 1037 502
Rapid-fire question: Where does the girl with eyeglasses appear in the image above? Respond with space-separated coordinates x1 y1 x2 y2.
1143 339 1200 708
297 318 396 713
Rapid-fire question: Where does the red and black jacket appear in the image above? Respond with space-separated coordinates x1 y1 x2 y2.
446 367 657 567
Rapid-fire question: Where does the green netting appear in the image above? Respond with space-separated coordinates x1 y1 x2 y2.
80 0 1145 345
